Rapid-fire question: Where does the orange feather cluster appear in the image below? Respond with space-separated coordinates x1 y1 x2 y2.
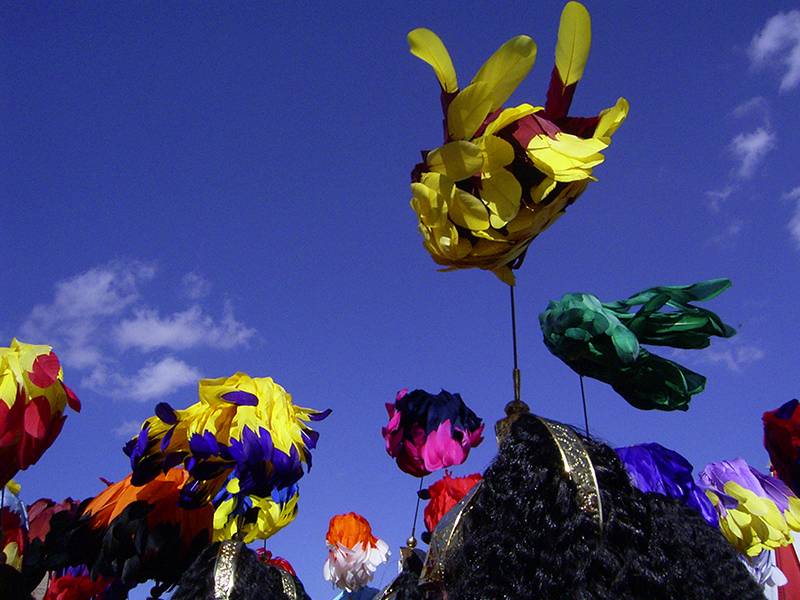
84 468 213 548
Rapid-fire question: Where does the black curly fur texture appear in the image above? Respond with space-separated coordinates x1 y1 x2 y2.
171 542 310 600
436 414 764 600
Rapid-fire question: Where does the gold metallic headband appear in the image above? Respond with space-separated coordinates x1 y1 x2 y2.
536 417 603 530
279 569 298 600
418 480 482 585
213 540 242 600
419 415 603 586
213 540 298 600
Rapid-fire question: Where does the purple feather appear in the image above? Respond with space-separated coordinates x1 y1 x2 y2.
221 390 259 406
308 408 332 421
155 402 178 424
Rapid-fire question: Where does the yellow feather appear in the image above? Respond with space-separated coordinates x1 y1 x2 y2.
555 1 591 88
447 82 494 140
470 35 537 113
408 28 458 93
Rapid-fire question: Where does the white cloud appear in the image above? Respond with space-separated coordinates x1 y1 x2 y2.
21 262 155 368
732 96 770 123
784 186 800 202
729 127 776 179
705 186 735 213
19 261 256 400
84 356 200 401
786 187 800 248
182 272 211 300
750 10 800 91
707 220 745 247
789 206 800 247
114 303 255 352
113 419 143 438
125 357 201 401
703 344 766 372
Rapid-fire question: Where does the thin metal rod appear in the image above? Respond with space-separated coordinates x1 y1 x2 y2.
510 286 519 371
510 286 521 403
580 375 590 435
410 476 425 538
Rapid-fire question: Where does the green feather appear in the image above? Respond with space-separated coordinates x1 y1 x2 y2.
539 279 736 411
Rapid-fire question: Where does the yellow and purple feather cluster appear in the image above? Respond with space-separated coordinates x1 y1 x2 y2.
125 371 329 540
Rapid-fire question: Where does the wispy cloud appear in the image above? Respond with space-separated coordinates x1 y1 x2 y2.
705 186 735 213
19 262 255 400
732 96 771 124
21 261 155 368
181 272 211 300
785 186 800 248
126 357 201 400
707 219 745 247
112 419 143 438
89 356 200 401
705 96 774 213
114 303 254 352
729 127 776 179
671 339 765 373
703 343 766 372
749 10 800 92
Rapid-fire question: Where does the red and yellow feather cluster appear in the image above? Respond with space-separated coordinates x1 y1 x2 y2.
0 339 80 488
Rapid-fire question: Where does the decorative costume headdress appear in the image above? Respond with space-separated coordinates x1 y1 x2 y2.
539 279 736 411
1 481 27 572
616 442 717 526
421 471 482 543
382 387 484 552
764 399 800 496
700 459 800 558
762 399 800 598
81 467 214 592
323 512 390 594
0 339 81 487
408 1 627 285
125 371 329 540
619 440 800 594
383 388 484 478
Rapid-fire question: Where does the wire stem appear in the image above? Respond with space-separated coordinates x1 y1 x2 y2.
410 476 425 539
510 286 521 403
580 375 590 435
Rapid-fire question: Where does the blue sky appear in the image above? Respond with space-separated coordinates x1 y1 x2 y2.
3 2 800 598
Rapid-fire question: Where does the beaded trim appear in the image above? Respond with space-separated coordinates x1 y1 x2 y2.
536 417 603 530
213 540 242 600
279 569 298 599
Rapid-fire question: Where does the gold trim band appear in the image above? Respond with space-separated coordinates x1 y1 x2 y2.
536 417 603 530
279 569 298 600
213 540 242 600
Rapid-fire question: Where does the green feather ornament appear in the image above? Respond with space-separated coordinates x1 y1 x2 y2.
539 279 736 411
